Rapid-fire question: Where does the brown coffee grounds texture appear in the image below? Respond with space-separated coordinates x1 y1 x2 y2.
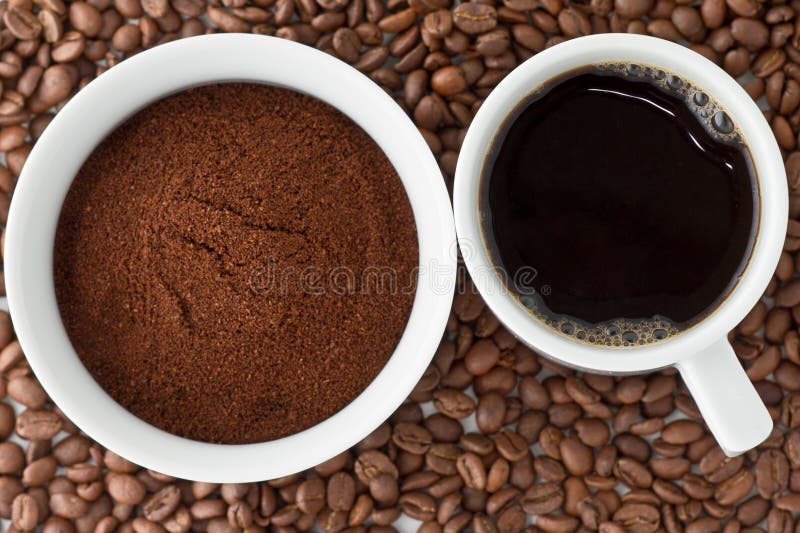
53 82 418 444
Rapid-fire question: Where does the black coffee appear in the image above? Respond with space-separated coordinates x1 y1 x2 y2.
482 65 758 347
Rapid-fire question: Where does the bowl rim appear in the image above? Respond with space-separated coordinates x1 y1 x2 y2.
5 34 457 482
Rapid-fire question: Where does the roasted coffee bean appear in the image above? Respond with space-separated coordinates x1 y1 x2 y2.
401 70 429 112
327 472 356 512
754 48 786 78
7 376 45 409
494 429 527 462
142 486 180 522
558 6 591 37
616 377 646 404
755 449 790 499
452 3 497 34
354 450 397 484
37 8 62 43
672 6 705 42
577 496 608 529
521 482 563 515
68 1 102 36
700 446 744 483
548 402 581 428
486 486 517 516
614 458 653 488
431 65 466 97
715 470 755 506
107 475 146 505
36 64 73 107
559 437 593 476
14 409 60 440
476 392 506 434
561 377 596 405
428 475 462 498
786 430 800 468
392 423 432 455
189 499 227 520
464 339 499 376
516 411 546 445
425 414 463 443
776 492 800 512
400 471 438 492
49 493 88 519
461 487 487 513
23 456 57 487
459 433 493 456
435 492 460 524
4 7 42 40
537 514 580 532
399 492 436 521
423 9 451 38
614 434 650 462
653 479 688 505
650 457 691 480
12 493 39 531
348 494 373 527
573 418 610 448
495 504 524 532
455 452 486 490
54 436 90 467
519 376 549 410
414 95 443 131
662 420 704 445
357 423 391 453
752 494 781 528
433 388 475 419
723 46 751 77
747 345 781 381
616 0 653 18
686 516 721 533
613 503 660 532
453 283 484 321
485 458 509 493
508 453 535 490
767 508 793 533
474 367 515 396
426 444 460 475
295 478 325 515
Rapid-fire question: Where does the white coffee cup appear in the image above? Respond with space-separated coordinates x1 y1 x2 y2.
454 34 787 456
4 34 457 482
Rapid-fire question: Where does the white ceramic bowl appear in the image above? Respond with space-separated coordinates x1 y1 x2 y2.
5 34 457 482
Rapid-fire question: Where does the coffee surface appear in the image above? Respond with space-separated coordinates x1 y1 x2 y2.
484 69 757 346
54 83 418 443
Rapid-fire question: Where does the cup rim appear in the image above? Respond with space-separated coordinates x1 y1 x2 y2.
5 34 457 482
454 34 787 373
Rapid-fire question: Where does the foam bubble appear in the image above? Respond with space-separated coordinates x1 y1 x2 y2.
667 75 683 90
694 91 709 106
712 111 734 134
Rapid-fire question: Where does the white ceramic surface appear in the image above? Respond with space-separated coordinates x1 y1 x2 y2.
5 34 457 482
454 34 787 456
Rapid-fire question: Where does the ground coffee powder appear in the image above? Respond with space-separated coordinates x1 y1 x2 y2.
53 83 418 444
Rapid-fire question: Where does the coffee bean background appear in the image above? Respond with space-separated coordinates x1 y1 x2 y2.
0 0 794 530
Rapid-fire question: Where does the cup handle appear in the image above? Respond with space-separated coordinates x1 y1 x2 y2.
676 338 772 456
